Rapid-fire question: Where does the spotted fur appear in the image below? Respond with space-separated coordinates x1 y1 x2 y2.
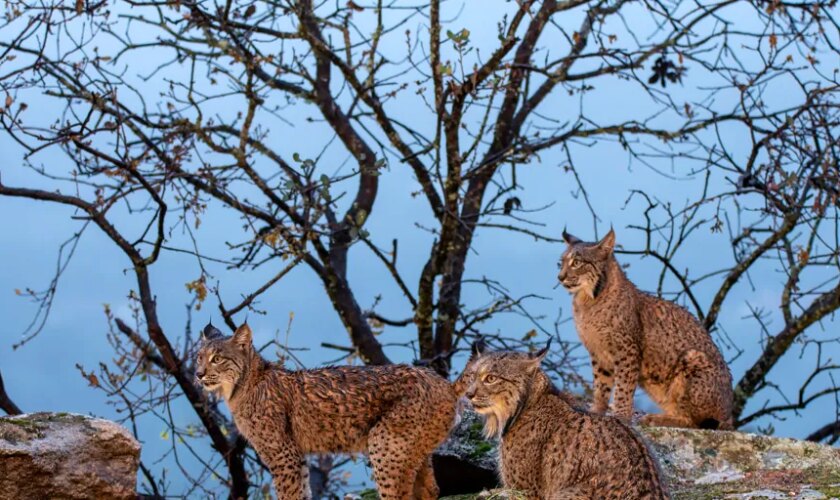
559 229 734 429
195 323 456 499
455 344 669 499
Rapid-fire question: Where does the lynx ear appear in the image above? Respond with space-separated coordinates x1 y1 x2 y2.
232 323 253 349
470 336 488 360
562 228 582 245
529 338 552 364
201 321 223 341
596 228 616 254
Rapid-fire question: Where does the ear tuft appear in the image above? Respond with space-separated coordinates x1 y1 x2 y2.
597 228 616 254
232 323 253 349
470 336 487 360
201 321 223 341
530 337 552 363
562 228 582 245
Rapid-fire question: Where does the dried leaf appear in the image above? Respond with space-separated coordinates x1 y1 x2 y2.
769 33 777 49
813 195 824 215
75 0 84 14
185 276 208 309
798 247 809 266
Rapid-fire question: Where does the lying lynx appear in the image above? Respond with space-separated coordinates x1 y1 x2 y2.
559 229 734 429
457 340 669 499
195 323 456 499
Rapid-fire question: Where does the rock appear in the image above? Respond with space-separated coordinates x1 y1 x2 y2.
433 410 500 496
438 411 840 499
646 426 840 499
0 412 140 499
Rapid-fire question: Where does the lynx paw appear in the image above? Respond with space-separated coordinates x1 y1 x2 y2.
589 403 608 414
640 413 692 428
608 404 633 422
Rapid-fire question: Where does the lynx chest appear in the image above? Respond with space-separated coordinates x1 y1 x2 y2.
499 422 546 493
573 295 636 366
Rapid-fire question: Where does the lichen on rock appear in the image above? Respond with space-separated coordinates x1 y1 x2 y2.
646 426 840 499
0 412 140 500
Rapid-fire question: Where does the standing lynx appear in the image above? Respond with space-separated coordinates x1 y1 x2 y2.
558 229 734 429
195 323 456 499
456 341 669 499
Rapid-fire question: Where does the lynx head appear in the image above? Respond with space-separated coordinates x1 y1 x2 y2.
558 228 616 298
195 322 256 400
459 339 550 439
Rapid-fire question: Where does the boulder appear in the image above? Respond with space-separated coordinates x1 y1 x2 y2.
433 411 500 496
0 412 140 499
437 411 840 499
646 426 840 499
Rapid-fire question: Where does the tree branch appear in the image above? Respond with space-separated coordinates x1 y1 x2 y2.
0 369 22 416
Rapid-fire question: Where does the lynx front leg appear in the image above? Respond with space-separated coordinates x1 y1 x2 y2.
610 343 641 420
548 476 595 500
412 455 439 500
590 358 613 414
555 486 595 500
264 445 310 500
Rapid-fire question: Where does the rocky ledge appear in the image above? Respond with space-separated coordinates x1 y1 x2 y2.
437 411 840 499
0 412 140 500
2 411 837 499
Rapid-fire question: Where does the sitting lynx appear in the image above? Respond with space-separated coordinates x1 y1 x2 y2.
195 323 456 499
457 341 669 499
559 229 734 429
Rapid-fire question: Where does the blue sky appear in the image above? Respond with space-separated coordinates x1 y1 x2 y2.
1 0 837 496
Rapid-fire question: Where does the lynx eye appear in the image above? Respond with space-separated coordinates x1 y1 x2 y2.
571 259 583 269
484 374 499 384
209 354 220 365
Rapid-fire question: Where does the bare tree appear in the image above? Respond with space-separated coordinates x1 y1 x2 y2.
1 0 838 496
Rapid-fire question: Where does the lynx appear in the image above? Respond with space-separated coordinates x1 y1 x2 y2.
195 323 456 499
456 341 669 499
559 229 734 429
